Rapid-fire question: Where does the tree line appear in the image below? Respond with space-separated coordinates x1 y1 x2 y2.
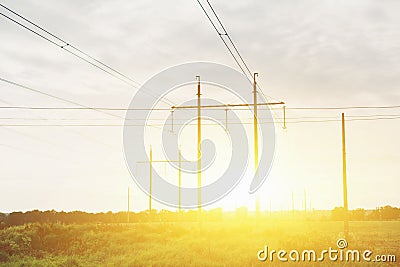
0 209 223 228
331 205 400 221
0 206 399 228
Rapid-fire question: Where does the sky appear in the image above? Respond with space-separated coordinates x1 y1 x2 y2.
0 0 399 212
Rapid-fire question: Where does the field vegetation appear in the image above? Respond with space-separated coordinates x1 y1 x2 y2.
0 209 399 266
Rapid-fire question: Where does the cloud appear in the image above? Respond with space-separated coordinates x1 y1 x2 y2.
0 0 399 211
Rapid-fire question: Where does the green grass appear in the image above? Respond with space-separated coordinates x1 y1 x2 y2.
0 220 399 266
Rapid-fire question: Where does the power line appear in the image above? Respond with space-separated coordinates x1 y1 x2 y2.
2 3 256 128
275 116 400 123
0 104 399 111
195 0 285 126
205 0 252 78
2 4 398 123
0 77 167 130
287 105 400 110
0 106 172 111
0 77 123 120
1 116 399 127
0 4 179 108
195 0 249 77
0 81 120 150
1 114 400 121
0 12 139 89
201 0 281 106
0 3 142 88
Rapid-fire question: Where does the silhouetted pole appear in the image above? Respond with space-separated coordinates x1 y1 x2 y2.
283 106 287 130
304 189 307 215
137 151 191 213
342 113 349 238
178 148 182 212
196 76 202 211
225 108 228 131
170 110 174 133
253 73 260 215
253 73 259 181
149 146 153 212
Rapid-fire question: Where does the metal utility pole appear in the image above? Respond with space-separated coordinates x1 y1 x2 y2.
253 73 259 180
283 106 287 130
149 146 153 212
253 73 260 215
196 76 202 211
167 73 285 213
170 110 174 133
178 148 182 212
136 153 192 213
225 108 228 131
342 113 349 238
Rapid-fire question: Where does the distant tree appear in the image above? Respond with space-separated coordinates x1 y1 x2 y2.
351 208 366 221
6 212 25 225
380 206 400 220
0 213 5 230
368 208 381 220
331 207 345 221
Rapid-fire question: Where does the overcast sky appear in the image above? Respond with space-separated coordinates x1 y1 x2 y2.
0 0 399 212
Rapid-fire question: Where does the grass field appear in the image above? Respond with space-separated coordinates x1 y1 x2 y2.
0 219 399 266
